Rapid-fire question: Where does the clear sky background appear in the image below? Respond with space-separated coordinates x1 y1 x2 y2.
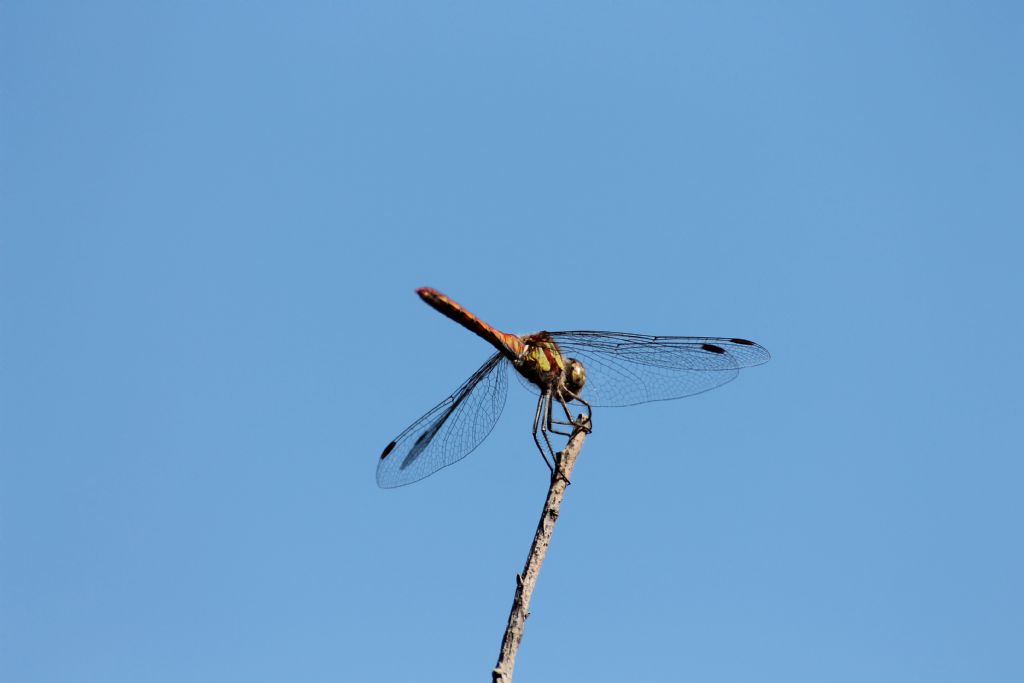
2 3 1022 682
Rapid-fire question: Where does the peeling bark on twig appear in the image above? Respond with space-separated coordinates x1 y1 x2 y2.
492 419 590 683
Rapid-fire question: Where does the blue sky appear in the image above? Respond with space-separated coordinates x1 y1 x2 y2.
2 2 1022 681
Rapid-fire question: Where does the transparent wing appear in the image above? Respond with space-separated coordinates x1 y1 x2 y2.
377 353 509 488
532 332 770 407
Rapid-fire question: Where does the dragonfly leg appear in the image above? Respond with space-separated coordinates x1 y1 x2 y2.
558 394 575 422
560 390 593 433
540 395 572 485
531 393 555 474
547 394 574 437
538 396 561 460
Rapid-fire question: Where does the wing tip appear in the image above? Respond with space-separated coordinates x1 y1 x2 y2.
728 338 771 364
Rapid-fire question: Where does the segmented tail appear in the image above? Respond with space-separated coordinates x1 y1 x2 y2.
417 288 524 357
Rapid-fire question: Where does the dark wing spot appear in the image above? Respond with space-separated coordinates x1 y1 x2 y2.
701 343 726 354
380 441 397 460
729 338 755 345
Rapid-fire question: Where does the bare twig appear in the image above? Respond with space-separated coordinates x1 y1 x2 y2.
492 419 590 683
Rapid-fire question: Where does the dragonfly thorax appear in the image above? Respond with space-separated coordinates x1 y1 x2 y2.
514 334 586 399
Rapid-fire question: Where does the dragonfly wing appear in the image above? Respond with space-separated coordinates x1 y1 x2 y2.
377 352 509 488
544 332 770 407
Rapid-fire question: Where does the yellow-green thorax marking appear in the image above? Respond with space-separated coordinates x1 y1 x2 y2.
516 333 576 395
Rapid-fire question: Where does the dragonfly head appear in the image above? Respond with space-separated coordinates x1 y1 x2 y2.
563 357 587 397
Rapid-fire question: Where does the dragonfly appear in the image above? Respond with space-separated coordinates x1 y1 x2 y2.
377 288 770 488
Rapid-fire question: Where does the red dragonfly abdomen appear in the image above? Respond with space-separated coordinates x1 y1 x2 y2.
417 287 525 358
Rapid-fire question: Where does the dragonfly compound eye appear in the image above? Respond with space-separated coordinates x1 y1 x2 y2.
565 358 587 395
